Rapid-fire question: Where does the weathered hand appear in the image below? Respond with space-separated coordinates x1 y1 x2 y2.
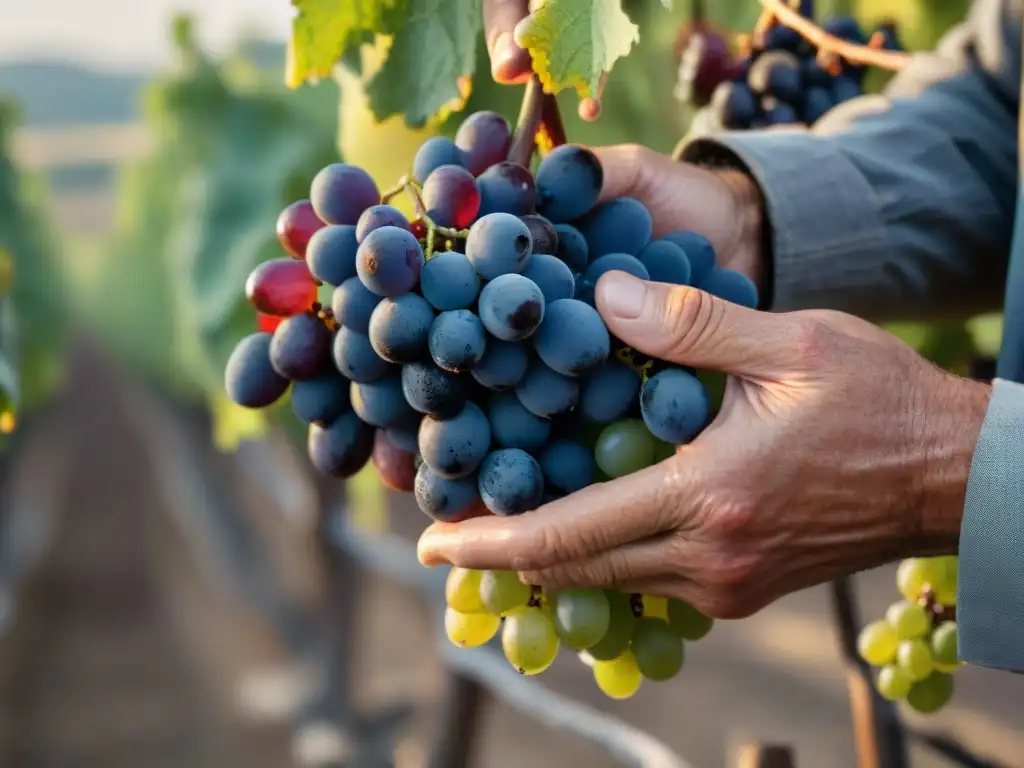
418 273 990 618
593 145 766 289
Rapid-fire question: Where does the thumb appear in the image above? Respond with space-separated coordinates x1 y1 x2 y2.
595 271 804 378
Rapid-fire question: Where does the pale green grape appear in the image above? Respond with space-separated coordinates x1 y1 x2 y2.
641 595 668 620
632 617 684 681
896 558 930 601
480 570 531 615
446 567 487 614
929 556 958 605
906 672 954 714
502 606 560 675
876 665 912 701
931 621 958 666
897 639 934 682
667 599 714 641
588 590 636 661
654 439 676 463
856 620 899 666
445 608 500 648
594 420 656 478
593 650 643 700
885 600 931 639
553 589 611 650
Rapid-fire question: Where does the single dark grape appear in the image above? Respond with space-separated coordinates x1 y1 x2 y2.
367 293 435 364
539 440 596 495
418 401 492 479
519 213 559 256
515 358 580 418
521 253 576 304
307 413 375 478
372 429 417 492
660 231 716 285
356 226 425 297
709 81 758 130
638 240 692 286
454 111 512 176
576 198 653 258
331 276 383 334
476 162 537 217
553 223 590 272
333 325 392 382
306 224 360 286
747 51 803 104
269 312 332 380
466 213 533 280
471 339 529 391
674 29 738 108
401 360 467 418
413 136 469 182
429 309 487 373
420 251 482 311
478 274 546 341
291 367 351 425
584 253 650 283
351 372 416 428
310 163 380 225
488 390 551 450
225 332 290 408
535 144 603 223
415 463 480 522
478 448 544 516
355 204 411 243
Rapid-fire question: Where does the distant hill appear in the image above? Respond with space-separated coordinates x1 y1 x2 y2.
0 60 148 128
0 42 287 129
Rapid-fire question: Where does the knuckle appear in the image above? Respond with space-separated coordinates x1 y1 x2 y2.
792 317 836 364
706 550 760 588
705 495 756 540
704 589 758 619
661 287 723 360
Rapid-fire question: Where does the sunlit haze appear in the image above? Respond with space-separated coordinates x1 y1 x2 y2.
0 0 293 68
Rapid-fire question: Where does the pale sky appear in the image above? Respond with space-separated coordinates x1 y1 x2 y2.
0 0 294 69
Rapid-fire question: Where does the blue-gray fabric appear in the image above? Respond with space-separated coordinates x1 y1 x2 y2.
680 0 1024 670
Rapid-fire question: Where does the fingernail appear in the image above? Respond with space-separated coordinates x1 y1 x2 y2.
417 531 452 566
491 34 518 79
599 272 647 319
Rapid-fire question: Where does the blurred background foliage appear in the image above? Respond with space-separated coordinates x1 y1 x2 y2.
52 0 985 454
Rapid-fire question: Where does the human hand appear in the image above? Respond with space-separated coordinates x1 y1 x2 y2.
593 145 767 290
417 274 991 618
483 0 603 120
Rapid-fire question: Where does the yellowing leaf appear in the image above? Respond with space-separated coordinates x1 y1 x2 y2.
366 0 482 127
287 0 405 88
516 0 640 99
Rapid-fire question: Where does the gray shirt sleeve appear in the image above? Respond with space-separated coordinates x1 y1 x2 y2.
680 0 1020 322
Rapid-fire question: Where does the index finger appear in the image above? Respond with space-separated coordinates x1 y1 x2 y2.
417 460 682 571
485 0 532 84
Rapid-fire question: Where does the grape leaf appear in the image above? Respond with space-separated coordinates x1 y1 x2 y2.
366 0 482 127
516 0 640 99
287 0 406 88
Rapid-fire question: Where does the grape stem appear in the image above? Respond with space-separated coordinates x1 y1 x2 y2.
755 0 910 71
508 75 547 168
379 175 470 261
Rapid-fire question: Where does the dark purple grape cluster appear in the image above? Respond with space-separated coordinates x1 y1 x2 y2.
677 9 904 130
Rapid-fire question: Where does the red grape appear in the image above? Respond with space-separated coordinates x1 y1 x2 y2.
277 199 326 259
258 313 284 333
422 166 481 230
245 258 318 316
372 430 417 492
411 219 428 240
675 29 737 108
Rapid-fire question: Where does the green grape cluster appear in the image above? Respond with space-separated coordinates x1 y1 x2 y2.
444 568 714 698
856 556 961 714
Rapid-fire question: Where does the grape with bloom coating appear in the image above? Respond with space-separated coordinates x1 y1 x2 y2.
593 650 643 700
907 672 954 714
857 620 899 666
446 567 486 614
632 617 685 681
445 608 500 648
553 589 611 650
595 420 656 478
588 591 637 661
503 606 560 675
667 599 714 641
480 570 532 615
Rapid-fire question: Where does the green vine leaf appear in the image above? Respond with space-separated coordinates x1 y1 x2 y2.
366 0 482 127
287 0 406 88
516 0 640 99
